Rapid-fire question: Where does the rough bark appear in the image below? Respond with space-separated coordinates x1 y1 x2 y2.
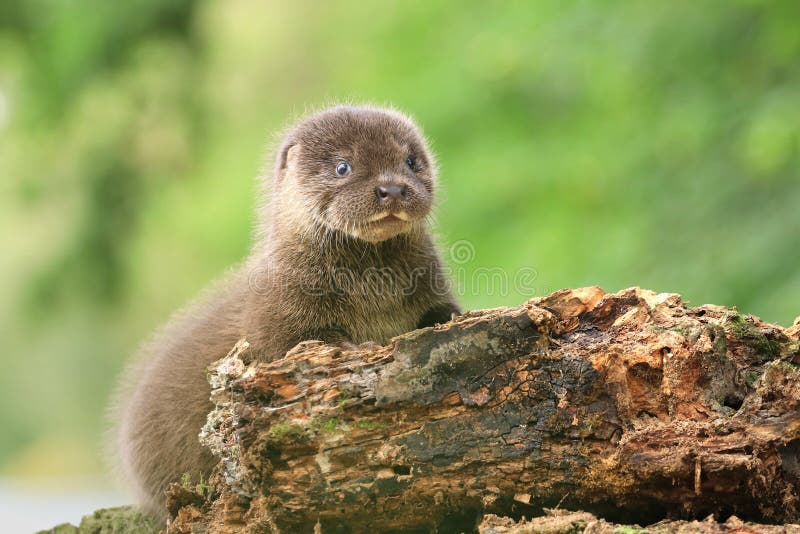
478 509 800 533
158 286 800 533
40 506 800 534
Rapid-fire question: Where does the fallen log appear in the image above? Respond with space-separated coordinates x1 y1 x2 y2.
163 286 800 533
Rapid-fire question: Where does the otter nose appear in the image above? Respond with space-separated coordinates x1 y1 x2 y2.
376 183 408 204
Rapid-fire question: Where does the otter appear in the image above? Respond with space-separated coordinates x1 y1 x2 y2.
114 105 460 520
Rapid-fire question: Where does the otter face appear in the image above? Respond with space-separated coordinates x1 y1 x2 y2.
277 106 436 243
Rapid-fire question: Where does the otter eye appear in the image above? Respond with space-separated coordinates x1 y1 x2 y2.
335 161 351 177
406 155 416 170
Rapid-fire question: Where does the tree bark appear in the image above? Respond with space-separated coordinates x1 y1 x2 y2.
162 286 800 533
478 509 800 534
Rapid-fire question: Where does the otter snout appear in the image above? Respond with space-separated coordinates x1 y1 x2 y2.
376 182 409 206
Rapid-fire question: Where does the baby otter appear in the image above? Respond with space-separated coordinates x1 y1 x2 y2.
115 105 460 520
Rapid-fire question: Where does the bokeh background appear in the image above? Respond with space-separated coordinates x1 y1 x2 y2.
1 0 799 529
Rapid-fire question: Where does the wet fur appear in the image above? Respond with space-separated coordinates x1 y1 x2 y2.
113 105 460 520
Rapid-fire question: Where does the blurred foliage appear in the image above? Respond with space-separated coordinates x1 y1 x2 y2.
1 0 799 479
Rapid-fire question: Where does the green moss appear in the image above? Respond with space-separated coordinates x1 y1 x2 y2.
266 418 345 444
710 324 727 355
614 528 648 534
311 416 342 434
650 325 690 336
179 472 212 498
38 506 159 534
195 473 211 497
268 421 307 440
768 360 800 376
723 314 779 359
745 370 761 388
726 315 754 342
38 525 79 534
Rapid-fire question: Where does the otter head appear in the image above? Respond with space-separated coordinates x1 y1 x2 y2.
272 106 436 243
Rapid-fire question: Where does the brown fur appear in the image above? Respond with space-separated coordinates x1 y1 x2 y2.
113 105 460 520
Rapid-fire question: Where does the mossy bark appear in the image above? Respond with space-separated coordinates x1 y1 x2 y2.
41 506 800 534
161 286 800 533
478 509 800 533
37 506 159 534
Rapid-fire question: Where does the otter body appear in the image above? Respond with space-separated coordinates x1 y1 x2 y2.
115 106 459 520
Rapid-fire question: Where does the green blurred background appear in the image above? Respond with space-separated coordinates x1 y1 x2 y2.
1 0 799 510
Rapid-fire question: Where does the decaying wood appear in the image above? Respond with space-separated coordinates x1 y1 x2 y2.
39 506 800 534
38 505 800 534
478 509 800 534
164 286 800 533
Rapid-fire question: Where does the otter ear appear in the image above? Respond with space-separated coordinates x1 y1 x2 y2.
285 144 301 168
275 139 301 183
277 139 301 171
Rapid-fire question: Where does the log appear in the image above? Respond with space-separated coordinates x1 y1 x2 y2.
163 286 800 533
